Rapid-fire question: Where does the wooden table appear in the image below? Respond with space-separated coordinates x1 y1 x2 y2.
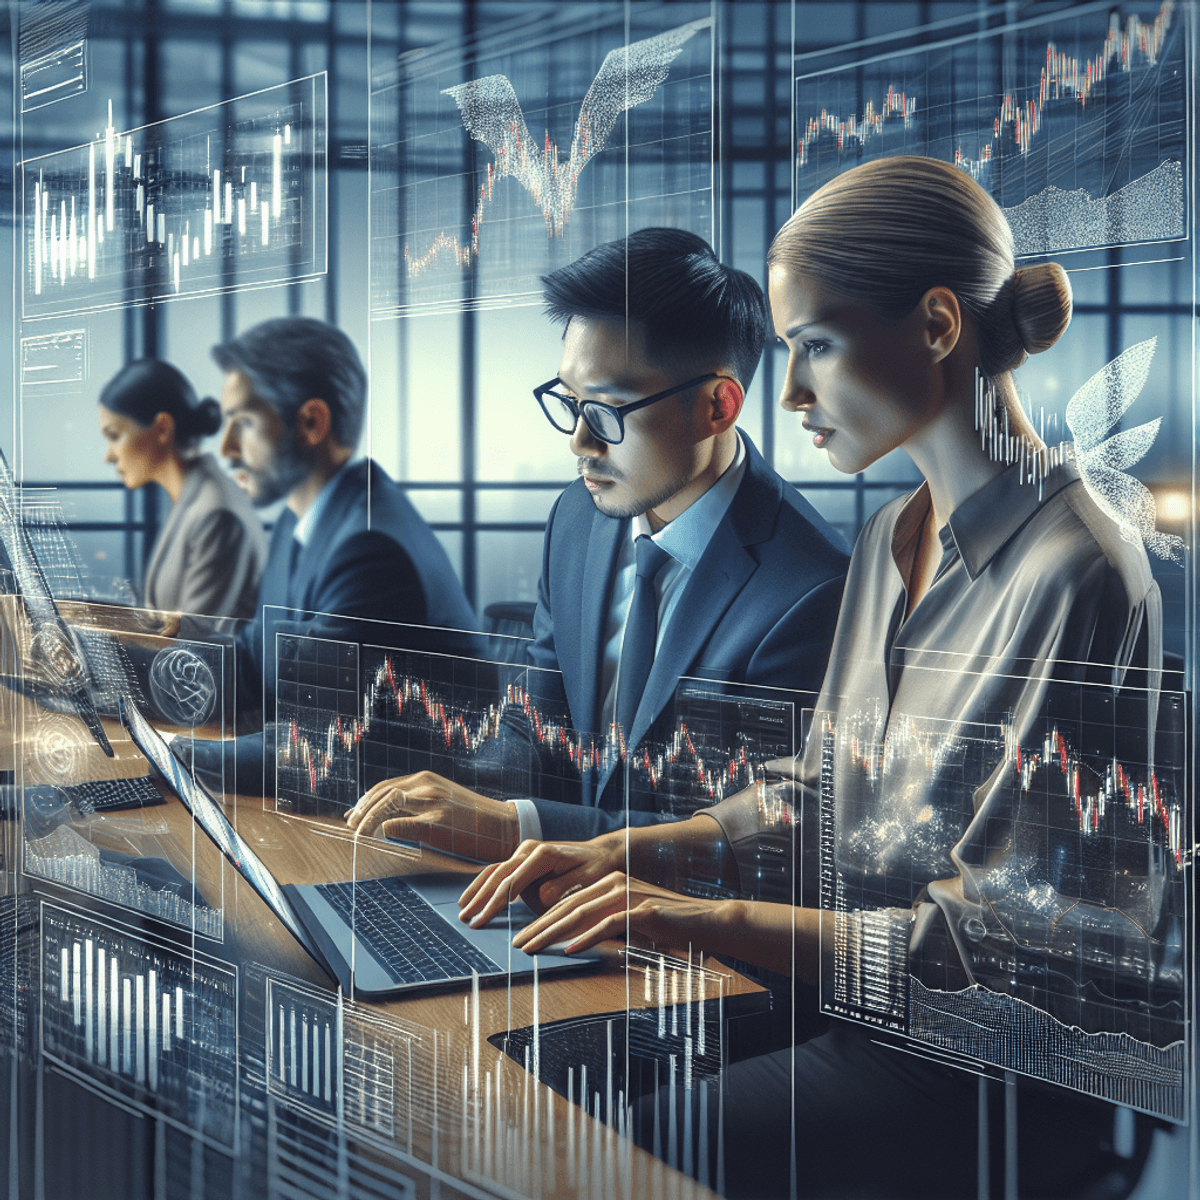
37 745 762 1200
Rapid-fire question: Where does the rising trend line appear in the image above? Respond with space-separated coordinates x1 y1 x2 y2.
796 1 1176 179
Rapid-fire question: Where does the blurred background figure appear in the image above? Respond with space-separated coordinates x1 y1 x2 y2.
98 359 267 619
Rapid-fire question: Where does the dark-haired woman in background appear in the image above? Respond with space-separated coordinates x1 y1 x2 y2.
98 359 266 620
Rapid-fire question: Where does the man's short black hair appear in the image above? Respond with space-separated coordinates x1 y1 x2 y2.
211 317 367 450
541 228 767 391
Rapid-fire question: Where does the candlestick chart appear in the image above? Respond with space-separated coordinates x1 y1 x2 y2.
795 0 1185 255
819 682 1189 1120
274 637 797 822
22 73 326 319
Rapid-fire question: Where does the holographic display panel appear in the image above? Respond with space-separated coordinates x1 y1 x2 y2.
818 674 1189 1121
273 625 602 824
372 3 713 315
22 73 327 319
40 902 239 1146
0 452 231 934
653 683 798 819
18 2 89 112
20 329 87 390
795 0 1186 256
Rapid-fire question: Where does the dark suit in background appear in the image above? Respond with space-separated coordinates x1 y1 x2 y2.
183 458 478 793
505 433 850 841
236 457 478 710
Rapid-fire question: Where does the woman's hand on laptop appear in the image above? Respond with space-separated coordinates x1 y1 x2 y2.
510 871 733 959
457 832 627 928
345 771 520 863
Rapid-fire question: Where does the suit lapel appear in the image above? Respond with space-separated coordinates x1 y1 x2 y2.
623 434 782 755
627 520 756 750
287 462 367 608
573 508 626 739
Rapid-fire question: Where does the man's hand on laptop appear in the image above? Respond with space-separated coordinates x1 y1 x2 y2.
345 771 520 863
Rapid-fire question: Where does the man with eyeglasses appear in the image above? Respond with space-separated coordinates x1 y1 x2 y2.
347 227 850 856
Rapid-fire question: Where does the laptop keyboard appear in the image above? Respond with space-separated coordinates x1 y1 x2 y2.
61 775 164 814
316 876 501 985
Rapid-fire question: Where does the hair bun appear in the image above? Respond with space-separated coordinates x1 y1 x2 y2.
194 396 222 438
1011 262 1072 356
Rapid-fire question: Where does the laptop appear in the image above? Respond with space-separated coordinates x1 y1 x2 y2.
0 448 112 756
120 698 599 998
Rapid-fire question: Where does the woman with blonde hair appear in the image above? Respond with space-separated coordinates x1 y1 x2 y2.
460 157 1166 1196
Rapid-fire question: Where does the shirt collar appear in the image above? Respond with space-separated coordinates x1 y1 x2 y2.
631 431 748 569
293 460 352 547
891 444 1080 582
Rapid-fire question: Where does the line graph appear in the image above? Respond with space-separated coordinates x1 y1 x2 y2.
406 17 708 275
795 0 1185 255
372 5 713 315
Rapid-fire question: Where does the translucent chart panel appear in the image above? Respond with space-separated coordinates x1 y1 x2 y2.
21 38 86 113
817 669 1189 1122
265 973 427 1143
268 609 604 827
795 0 1187 256
372 2 713 316
634 679 801 823
18 2 89 112
22 72 327 319
1 453 236 937
490 946 732 1190
40 902 239 1148
628 678 806 924
19 326 87 390
240 965 427 1197
22 632 229 941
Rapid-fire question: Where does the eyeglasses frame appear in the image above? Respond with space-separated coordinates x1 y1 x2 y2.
532 372 726 445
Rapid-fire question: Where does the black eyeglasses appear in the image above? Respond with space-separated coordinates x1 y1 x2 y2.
533 373 723 445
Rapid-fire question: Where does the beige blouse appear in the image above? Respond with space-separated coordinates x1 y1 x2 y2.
142 454 267 619
704 452 1184 1113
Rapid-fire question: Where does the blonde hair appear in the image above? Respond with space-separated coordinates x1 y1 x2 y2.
768 156 1071 443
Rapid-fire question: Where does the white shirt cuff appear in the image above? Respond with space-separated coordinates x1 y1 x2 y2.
509 798 543 844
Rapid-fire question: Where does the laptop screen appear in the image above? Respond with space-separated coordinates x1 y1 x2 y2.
120 697 323 961
0 447 113 756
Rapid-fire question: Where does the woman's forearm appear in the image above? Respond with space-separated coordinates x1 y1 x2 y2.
614 812 740 893
700 899 825 982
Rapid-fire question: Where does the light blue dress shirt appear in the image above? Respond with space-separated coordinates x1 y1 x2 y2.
512 432 748 842
292 460 352 548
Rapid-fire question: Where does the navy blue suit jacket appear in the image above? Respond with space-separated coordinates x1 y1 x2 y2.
522 433 850 840
236 457 479 709
180 459 478 796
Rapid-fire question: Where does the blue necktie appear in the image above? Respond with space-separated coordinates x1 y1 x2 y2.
284 540 302 604
615 535 674 738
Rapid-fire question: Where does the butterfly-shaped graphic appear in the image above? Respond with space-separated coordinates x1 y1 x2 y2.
1066 337 1185 563
441 17 710 238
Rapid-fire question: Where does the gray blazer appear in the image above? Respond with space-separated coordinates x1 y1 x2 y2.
142 454 267 619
